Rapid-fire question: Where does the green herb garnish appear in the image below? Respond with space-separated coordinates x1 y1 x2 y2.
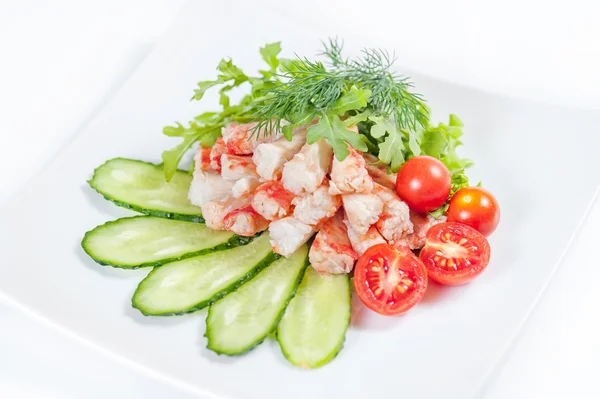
160 39 474 218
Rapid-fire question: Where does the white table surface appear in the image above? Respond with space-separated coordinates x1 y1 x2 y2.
1 1 598 398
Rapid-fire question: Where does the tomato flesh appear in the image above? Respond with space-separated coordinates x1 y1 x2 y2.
396 156 451 213
419 222 491 285
354 244 428 315
447 187 500 236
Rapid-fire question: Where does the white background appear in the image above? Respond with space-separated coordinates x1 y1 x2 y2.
0 0 599 398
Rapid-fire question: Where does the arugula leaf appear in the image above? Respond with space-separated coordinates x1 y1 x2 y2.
343 109 372 127
194 112 221 124
369 115 395 139
219 85 234 109
193 80 223 101
406 128 422 156
333 86 371 115
260 42 282 73
162 122 187 137
307 113 368 160
217 59 248 85
377 125 405 172
282 124 294 141
161 124 220 180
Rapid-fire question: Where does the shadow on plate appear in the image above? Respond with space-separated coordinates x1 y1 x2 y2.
80 184 136 220
350 288 399 330
419 279 463 305
124 299 198 327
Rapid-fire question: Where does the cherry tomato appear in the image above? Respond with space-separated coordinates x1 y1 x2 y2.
396 156 451 213
447 187 500 236
354 244 428 316
419 222 490 285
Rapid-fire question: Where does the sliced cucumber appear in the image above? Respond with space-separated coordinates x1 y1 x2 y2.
88 158 203 222
132 234 277 316
276 268 351 368
205 245 309 355
82 216 248 269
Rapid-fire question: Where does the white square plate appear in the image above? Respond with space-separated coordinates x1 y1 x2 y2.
1 2 599 398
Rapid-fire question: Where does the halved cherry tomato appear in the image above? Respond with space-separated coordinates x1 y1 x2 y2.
419 222 490 285
447 187 500 236
396 156 451 213
354 244 428 315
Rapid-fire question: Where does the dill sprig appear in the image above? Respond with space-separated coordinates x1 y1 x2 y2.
252 38 428 135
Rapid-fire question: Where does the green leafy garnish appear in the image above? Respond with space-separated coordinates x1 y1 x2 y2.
420 114 473 174
161 38 475 209
307 113 368 160
161 50 280 180
251 39 428 161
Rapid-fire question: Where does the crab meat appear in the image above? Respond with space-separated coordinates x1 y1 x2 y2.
329 147 373 195
293 182 341 226
253 127 308 181
195 146 212 171
400 211 447 250
231 177 261 198
363 153 397 190
222 122 278 155
372 183 413 244
223 205 269 236
220 154 259 181
343 218 386 256
200 196 251 231
309 212 357 274
251 181 295 221
281 138 333 195
341 192 383 235
188 170 234 207
209 137 228 173
269 216 316 257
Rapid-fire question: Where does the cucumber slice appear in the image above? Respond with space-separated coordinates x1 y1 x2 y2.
82 216 247 269
132 234 276 316
276 268 351 368
205 245 309 355
88 158 203 222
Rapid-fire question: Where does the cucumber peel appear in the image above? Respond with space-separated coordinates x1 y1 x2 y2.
88 158 203 222
205 245 309 356
81 216 254 269
276 268 351 368
132 234 277 316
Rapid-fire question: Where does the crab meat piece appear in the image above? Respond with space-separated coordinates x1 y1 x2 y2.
372 183 413 244
268 216 316 257
253 127 308 181
363 153 397 190
220 154 259 181
329 147 373 195
281 138 333 195
292 182 341 226
400 211 447 250
231 177 261 198
341 192 383 235
251 181 295 221
209 137 228 173
223 205 269 236
188 170 234 207
200 196 251 231
195 146 212 171
222 122 279 155
309 212 357 274
343 218 386 256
